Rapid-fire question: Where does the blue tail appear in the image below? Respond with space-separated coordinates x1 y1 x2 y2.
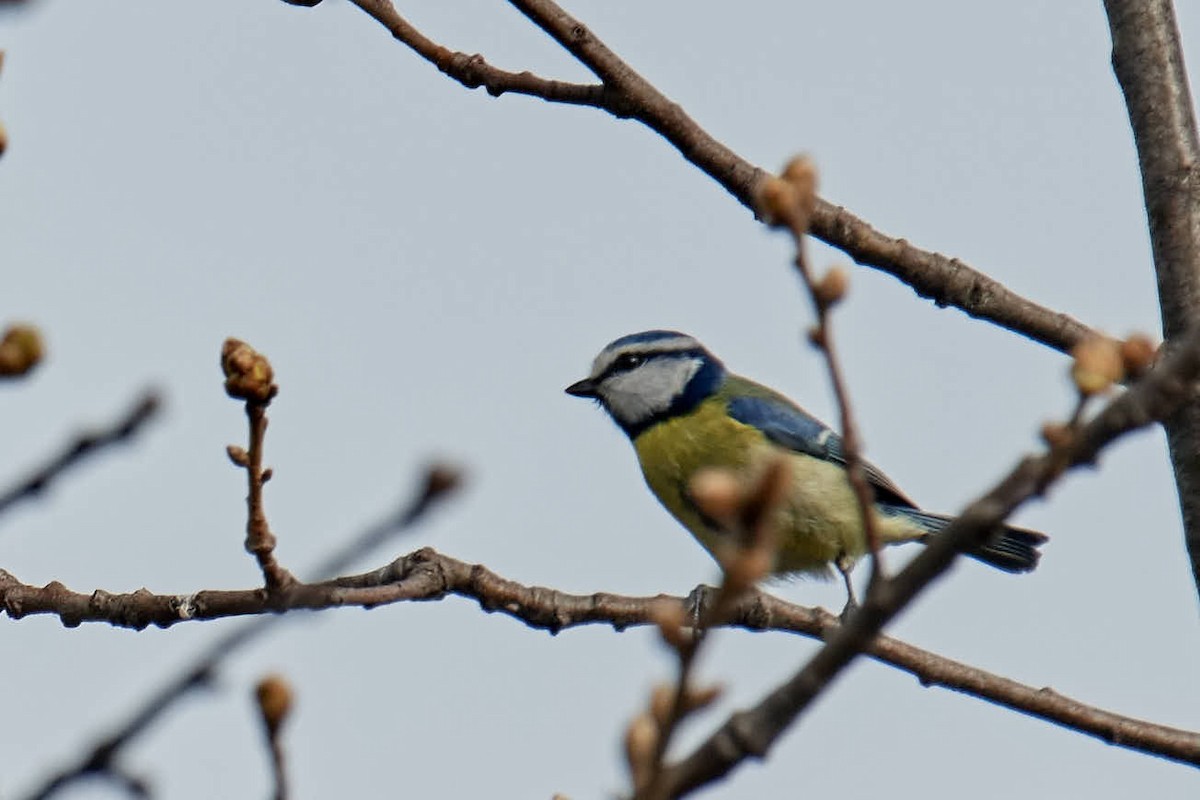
881 506 1047 573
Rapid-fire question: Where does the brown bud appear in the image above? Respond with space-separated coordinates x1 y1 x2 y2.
0 119 7 158
648 599 690 651
1070 336 1124 396
813 265 849 308
226 445 250 467
423 462 464 500
624 712 659 790
741 457 790 549
221 338 276 403
649 682 723 725
1120 333 1157 377
682 683 723 715
780 155 819 221
755 175 802 228
0 323 44 377
1040 422 1073 451
721 545 774 596
688 468 742 529
649 682 675 729
254 673 294 735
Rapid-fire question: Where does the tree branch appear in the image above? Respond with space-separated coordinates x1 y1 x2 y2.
7 544 1200 777
329 0 1098 355
349 0 609 107
0 390 161 522
658 320 1200 796
1104 0 1200 602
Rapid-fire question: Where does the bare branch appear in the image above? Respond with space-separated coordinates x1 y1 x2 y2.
26 765 151 800
7 543 1200 777
659 320 1200 797
349 0 608 107
1104 0 1200 601
0 389 161 522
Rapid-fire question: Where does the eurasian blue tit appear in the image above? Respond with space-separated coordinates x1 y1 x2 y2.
566 330 1046 589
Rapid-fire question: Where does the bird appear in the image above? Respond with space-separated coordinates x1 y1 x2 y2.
565 330 1046 600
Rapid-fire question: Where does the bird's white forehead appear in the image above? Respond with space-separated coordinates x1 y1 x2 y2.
590 332 702 377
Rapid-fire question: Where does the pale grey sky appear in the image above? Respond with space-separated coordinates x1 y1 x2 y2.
2 2 1198 798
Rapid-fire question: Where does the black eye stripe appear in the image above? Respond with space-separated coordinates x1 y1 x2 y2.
615 353 644 370
597 347 705 382
597 354 643 381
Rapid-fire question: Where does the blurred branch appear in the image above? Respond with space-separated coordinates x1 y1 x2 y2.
254 675 294 800
16 463 460 800
658 320 1200 797
0 389 161 522
1104 0 1200 602
334 0 1097 355
758 158 883 593
630 460 790 798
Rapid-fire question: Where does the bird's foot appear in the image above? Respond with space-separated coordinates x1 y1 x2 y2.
835 554 859 619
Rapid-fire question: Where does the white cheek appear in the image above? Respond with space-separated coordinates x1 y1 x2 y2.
600 376 661 423
599 359 702 425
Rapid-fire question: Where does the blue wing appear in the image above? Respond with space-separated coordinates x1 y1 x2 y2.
726 393 914 508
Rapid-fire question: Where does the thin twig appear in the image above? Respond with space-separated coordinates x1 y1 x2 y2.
265 730 288 800
0 390 161 522
761 160 883 587
657 319 1200 797
255 675 294 800
635 625 703 799
350 0 609 107
239 401 294 591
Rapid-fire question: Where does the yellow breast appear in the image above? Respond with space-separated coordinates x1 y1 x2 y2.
633 399 763 548
631 398 924 576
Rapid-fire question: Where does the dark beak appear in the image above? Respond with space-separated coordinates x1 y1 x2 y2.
565 378 598 398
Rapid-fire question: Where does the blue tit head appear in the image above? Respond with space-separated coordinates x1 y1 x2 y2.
565 330 726 437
